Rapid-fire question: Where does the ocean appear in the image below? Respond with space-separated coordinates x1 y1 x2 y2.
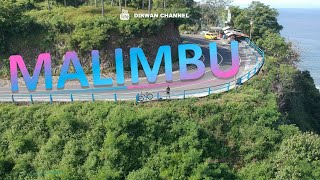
278 8 320 89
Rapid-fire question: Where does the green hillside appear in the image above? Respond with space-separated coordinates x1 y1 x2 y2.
0 0 320 179
1 59 320 179
0 1 188 77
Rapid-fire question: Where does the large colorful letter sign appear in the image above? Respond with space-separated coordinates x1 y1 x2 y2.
130 45 173 84
210 41 240 78
10 53 52 92
8 42 241 92
57 51 89 89
178 44 205 81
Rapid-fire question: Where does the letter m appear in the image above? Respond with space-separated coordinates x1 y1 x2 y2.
130 45 173 84
10 53 52 92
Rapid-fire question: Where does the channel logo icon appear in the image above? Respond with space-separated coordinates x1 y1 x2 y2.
120 9 130 20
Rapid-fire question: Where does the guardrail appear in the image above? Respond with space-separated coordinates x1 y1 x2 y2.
1 39 264 104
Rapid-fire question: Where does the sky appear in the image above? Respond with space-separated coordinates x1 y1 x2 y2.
232 0 320 8
196 0 320 8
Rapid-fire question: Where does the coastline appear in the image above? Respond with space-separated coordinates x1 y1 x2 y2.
278 8 320 90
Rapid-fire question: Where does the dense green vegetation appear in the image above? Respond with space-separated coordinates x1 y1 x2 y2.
0 0 198 77
1 0 320 179
1 70 320 179
232 1 283 40
232 2 320 133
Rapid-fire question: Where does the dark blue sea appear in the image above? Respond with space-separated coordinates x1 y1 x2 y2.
278 8 320 89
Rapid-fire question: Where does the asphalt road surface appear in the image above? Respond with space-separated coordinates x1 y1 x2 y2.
0 35 262 102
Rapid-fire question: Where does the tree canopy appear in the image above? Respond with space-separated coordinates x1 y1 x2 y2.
233 1 283 40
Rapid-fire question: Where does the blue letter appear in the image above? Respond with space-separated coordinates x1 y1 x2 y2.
115 48 125 85
9 53 52 92
178 44 205 80
210 41 240 78
130 45 172 84
57 51 89 89
92 50 113 86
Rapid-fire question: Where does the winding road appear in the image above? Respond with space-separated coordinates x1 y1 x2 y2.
0 35 263 102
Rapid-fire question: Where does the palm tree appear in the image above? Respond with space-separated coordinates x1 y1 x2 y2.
148 0 151 13
95 0 97 7
102 0 104 16
111 0 114 6
119 0 122 10
125 0 127 8
47 0 51 12
142 0 144 8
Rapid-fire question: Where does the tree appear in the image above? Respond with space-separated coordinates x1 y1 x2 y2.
55 0 87 6
0 0 34 54
102 0 104 15
240 133 320 179
47 0 51 11
200 0 231 27
148 0 151 13
233 1 283 40
229 6 243 27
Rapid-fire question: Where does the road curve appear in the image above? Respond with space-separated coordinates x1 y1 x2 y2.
0 35 264 102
